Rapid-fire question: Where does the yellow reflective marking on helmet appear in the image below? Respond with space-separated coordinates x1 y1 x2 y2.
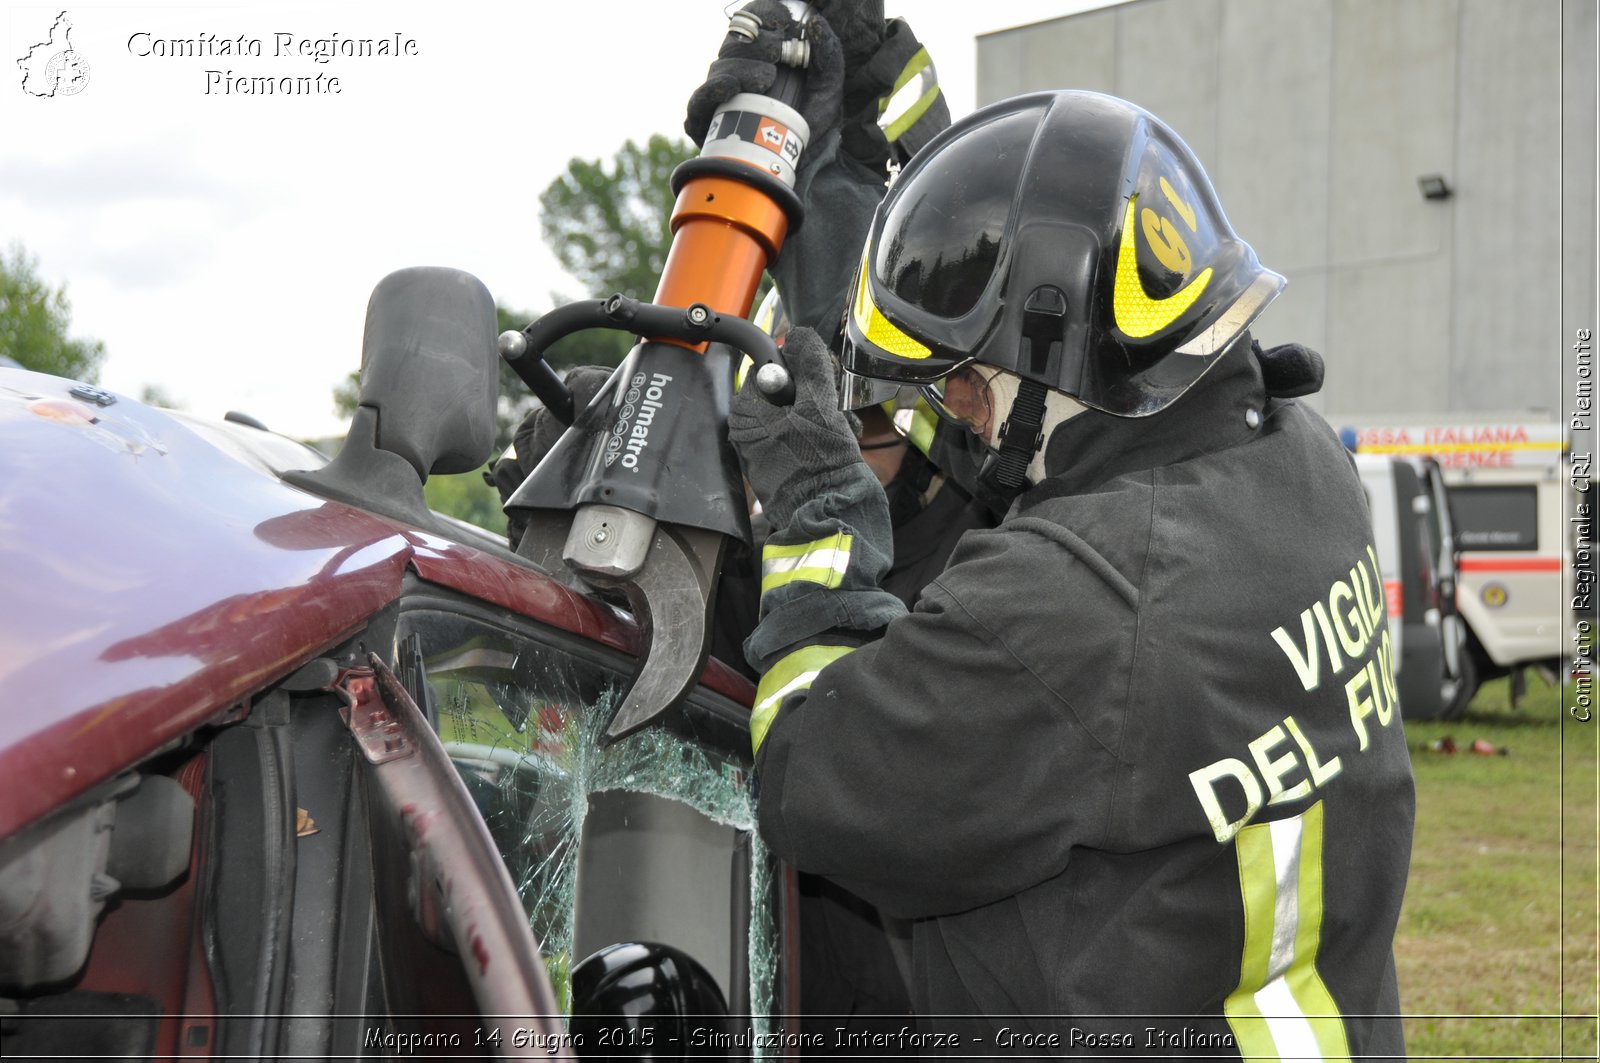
1160 176 1198 232
854 247 932 360
1113 196 1213 339
1141 208 1192 274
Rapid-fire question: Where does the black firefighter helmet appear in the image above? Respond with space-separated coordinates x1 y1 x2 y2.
839 90 1284 421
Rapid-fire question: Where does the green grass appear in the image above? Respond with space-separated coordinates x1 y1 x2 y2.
1397 671 1598 1059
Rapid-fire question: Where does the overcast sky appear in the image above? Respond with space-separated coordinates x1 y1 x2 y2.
2 1 1114 439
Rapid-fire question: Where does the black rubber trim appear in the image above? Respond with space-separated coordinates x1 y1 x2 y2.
205 720 295 1059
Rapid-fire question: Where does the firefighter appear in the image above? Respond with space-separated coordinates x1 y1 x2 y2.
726 87 1416 1057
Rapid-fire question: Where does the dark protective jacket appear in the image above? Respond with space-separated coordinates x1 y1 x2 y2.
797 454 998 1047
755 341 1415 1058
882 450 1000 609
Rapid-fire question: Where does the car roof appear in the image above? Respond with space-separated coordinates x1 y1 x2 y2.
0 368 752 836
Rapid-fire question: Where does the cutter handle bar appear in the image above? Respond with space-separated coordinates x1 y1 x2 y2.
499 293 794 423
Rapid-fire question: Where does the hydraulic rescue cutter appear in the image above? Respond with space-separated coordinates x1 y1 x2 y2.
502 2 818 741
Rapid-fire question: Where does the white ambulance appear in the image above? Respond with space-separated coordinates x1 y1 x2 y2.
1344 419 1570 715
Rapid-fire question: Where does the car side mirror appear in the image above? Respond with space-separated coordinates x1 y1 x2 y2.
287 267 499 532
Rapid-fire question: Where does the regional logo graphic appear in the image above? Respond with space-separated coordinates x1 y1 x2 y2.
17 11 90 97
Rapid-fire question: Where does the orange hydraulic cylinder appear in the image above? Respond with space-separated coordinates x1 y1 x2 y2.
651 171 792 350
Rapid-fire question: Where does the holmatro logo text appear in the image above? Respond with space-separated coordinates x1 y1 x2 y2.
606 372 672 471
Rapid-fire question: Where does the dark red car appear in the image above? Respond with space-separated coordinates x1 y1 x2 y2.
0 268 787 1060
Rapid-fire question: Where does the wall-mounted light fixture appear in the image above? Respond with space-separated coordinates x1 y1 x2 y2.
1417 174 1453 201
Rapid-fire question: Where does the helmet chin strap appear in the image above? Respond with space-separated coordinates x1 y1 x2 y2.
979 371 1089 495
985 378 1049 492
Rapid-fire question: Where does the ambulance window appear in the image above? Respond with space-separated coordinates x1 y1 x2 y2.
1449 486 1538 551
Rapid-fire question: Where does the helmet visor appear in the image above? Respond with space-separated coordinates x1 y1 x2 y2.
873 104 1043 326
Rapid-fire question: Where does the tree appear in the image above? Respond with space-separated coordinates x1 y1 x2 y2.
333 134 697 420
540 134 695 305
139 383 184 409
424 471 507 538
0 244 105 382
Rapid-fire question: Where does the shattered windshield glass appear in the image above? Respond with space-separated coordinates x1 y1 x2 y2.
394 609 776 1036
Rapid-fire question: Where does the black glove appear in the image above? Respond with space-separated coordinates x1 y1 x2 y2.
729 327 863 531
814 0 887 71
684 0 844 148
491 365 612 548
729 327 904 672
843 16 951 170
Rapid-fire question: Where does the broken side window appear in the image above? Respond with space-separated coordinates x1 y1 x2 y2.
392 607 779 1037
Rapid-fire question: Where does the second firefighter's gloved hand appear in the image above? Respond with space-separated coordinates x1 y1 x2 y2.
491 365 612 548
684 0 844 148
729 326 861 529
730 327 905 671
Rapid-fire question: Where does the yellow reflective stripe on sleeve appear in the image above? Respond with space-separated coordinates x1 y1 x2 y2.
879 47 939 144
884 85 941 145
883 46 940 143
888 46 932 98
761 532 853 595
1224 802 1351 1062
751 644 857 753
735 353 753 393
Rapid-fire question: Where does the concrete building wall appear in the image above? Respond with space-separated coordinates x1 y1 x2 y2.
1452 0 1565 413
974 0 1597 420
1562 0 1599 371
1215 0 1337 372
